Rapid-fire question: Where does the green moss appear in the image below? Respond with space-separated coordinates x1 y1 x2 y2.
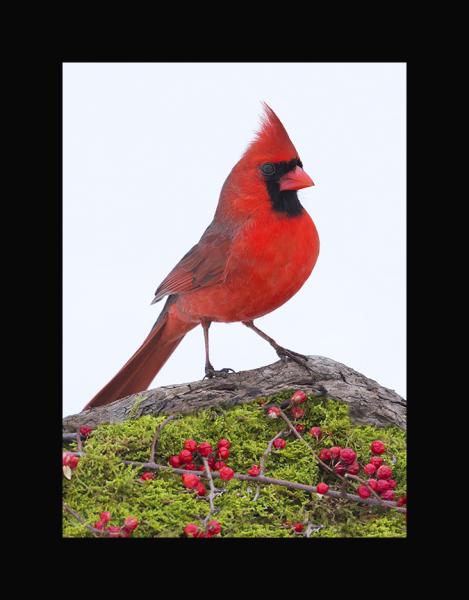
63 393 406 538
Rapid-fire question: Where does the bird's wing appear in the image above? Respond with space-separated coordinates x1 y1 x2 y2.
151 224 233 304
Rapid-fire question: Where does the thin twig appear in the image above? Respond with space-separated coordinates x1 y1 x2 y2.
149 415 178 464
75 430 83 453
63 432 84 443
65 449 405 513
254 431 285 501
122 460 406 513
202 457 217 524
304 522 323 537
63 502 108 537
277 409 344 480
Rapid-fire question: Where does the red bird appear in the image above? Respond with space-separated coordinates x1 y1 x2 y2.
84 104 319 410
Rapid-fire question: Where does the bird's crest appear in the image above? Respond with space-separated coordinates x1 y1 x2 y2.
242 102 299 163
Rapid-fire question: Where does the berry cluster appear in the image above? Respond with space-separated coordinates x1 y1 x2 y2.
317 446 360 477
63 428 93 479
184 520 222 538
357 441 398 501
316 439 402 502
266 390 406 507
63 452 79 470
93 512 139 538
169 438 235 498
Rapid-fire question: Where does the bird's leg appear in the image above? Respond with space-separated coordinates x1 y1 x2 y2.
242 320 314 373
202 320 235 379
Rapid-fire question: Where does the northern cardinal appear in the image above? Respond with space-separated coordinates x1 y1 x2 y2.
83 103 319 410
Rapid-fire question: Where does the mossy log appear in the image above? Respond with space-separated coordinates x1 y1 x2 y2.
63 356 406 431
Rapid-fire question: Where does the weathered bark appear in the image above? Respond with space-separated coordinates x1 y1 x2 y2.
63 356 406 431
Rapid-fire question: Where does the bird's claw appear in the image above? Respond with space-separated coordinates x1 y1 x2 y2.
275 346 309 363
203 367 236 380
275 346 317 377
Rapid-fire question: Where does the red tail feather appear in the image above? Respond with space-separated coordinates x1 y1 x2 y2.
83 305 196 410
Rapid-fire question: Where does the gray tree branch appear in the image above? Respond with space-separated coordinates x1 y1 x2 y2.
63 356 406 431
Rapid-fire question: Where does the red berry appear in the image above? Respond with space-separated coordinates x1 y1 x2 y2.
334 464 346 476
63 452 80 469
388 479 397 489
330 446 341 459
376 465 393 480
179 449 193 464
219 466 234 481
217 447 230 460
123 516 138 532
79 426 93 438
68 455 79 469
184 523 200 537
397 496 407 507
273 438 286 449
347 461 360 475
267 406 281 418
195 482 207 496
93 520 105 530
197 442 212 457
207 456 216 468
376 479 391 492
140 471 155 481
309 426 322 439
292 522 304 533
184 439 197 452
367 478 379 491
184 463 196 471
370 440 386 455
319 448 332 461
214 461 226 471
370 456 384 468
295 424 306 433
169 455 181 468
363 463 377 475
316 482 329 494
196 464 205 471
291 390 307 404
291 407 305 420
206 520 222 536
107 526 122 537
340 448 356 465
217 438 231 449
100 511 111 524
357 485 371 499
380 489 395 501
182 473 200 489
248 465 261 477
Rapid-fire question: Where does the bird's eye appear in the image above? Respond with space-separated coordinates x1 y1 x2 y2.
261 163 276 176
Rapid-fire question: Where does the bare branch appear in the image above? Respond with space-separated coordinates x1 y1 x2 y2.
63 356 406 431
254 431 285 501
62 503 108 537
122 460 406 513
202 457 217 523
149 414 178 464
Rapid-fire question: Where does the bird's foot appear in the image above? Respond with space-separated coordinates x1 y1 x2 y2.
276 347 309 361
274 346 316 375
203 366 236 380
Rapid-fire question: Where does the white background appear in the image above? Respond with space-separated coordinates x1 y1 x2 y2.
63 62 406 417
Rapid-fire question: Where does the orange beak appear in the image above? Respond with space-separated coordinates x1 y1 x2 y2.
279 166 314 191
